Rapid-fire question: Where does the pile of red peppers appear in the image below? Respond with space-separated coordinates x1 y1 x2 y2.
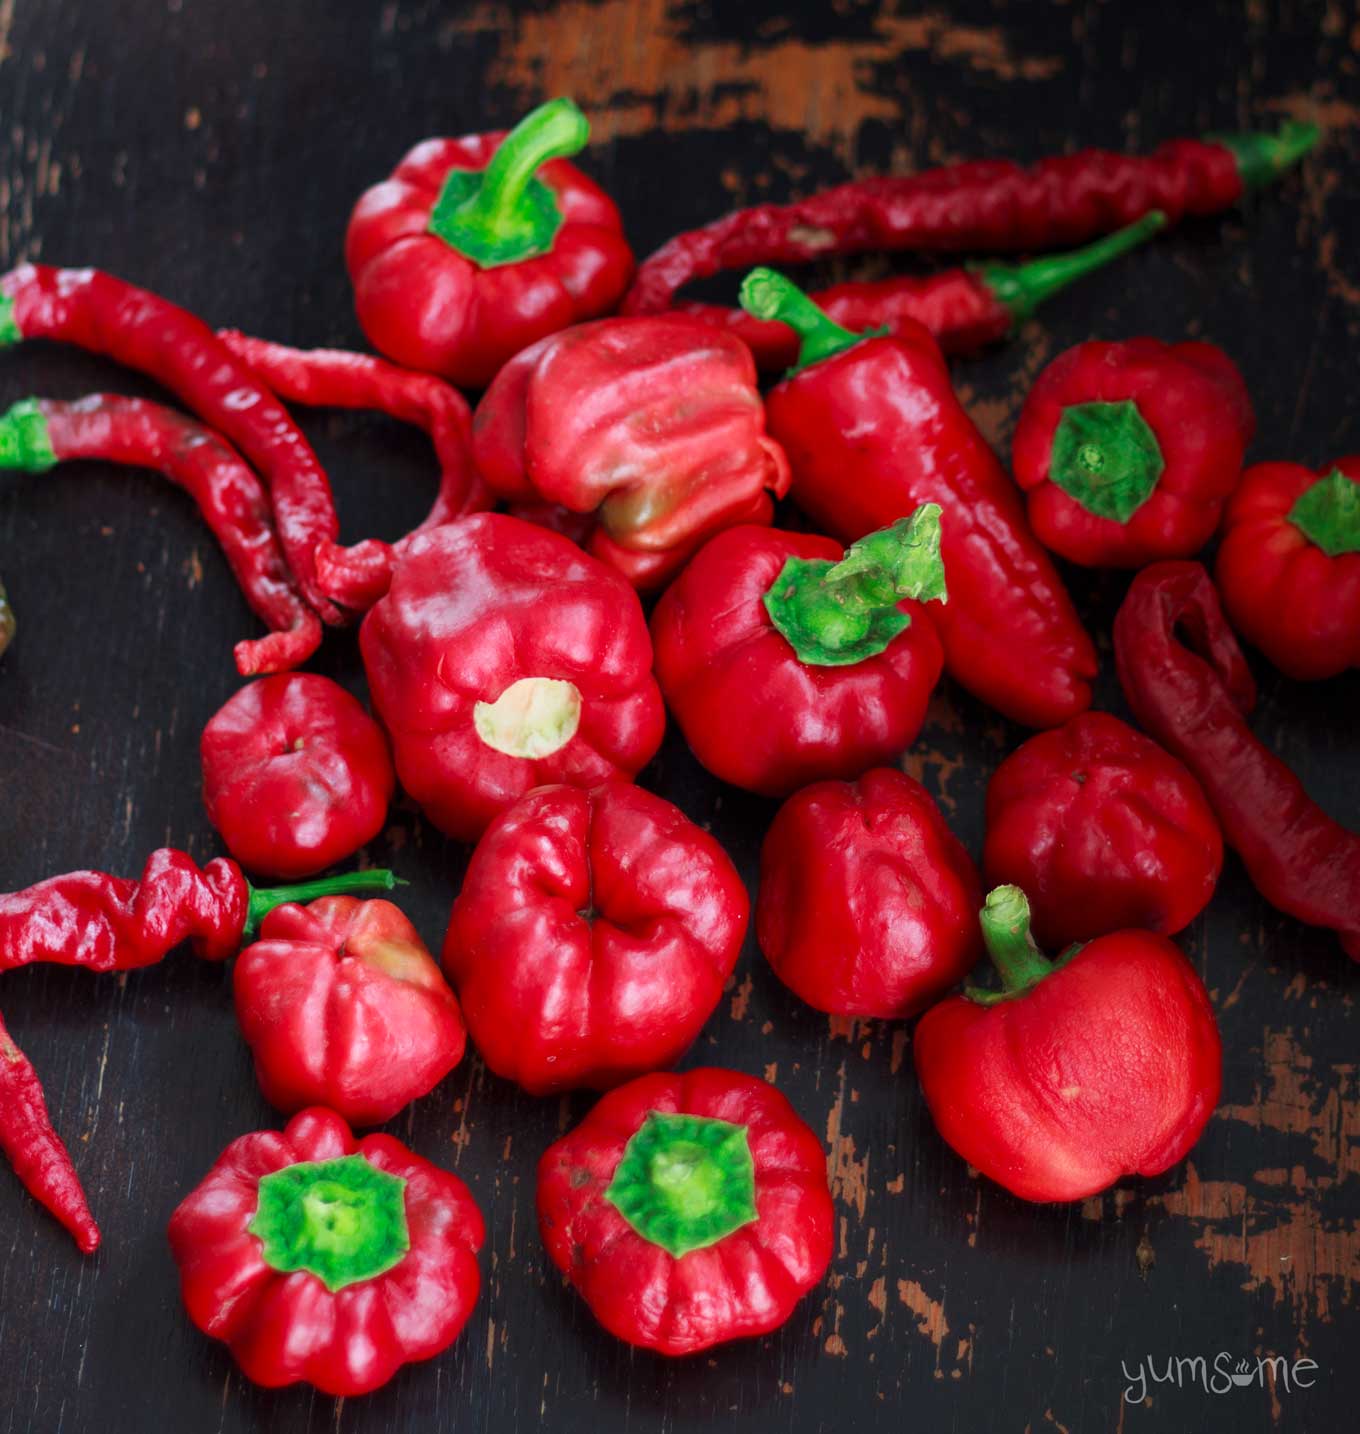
0 92 1353 1397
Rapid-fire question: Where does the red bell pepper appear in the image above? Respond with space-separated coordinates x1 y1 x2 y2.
537 1068 833 1355
983 712 1223 950
1012 338 1254 567
235 896 466 1126
1215 458 1360 680
650 508 945 796
757 768 981 1017
360 513 665 841
914 886 1222 1203
443 783 748 1095
346 98 633 390
739 269 1095 729
201 674 396 880
168 1107 483 1396
472 314 791 590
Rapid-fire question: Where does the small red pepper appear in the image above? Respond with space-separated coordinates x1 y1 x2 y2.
1214 458 1360 680
757 768 981 1018
444 783 748 1095
1012 338 1254 567
201 674 396 880
651 508 945 796
235 896 465 1126
346 98 633 390
1115 561 1360 959
741 268 1096 729
537 1067 833 1355
0 394 321 675
914 886 1222 1203
168 1107 483 1395
473 313 791 590
983 712 1224 950
360 514 665 841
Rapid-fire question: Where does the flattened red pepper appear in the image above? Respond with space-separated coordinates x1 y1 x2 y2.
473 314 790 590
1215 458 1360 680
538 1068 833 1355
983 712 1224 950
757 768 981 1018
741 268 1096 729
915 886 1222 1203
1013 338 1254 567
651 507 945 796
168 1107 483 1395
360 514 665 841
347 98 633 389
443 783 748 1094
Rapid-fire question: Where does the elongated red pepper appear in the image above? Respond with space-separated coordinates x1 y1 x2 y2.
742 268 1096 729
1215 458 1360 680
347 98 633 389
0 264 344 621
624 123 1317 316
0 394 321 675
217 332 493 611
674 213 1167 370
1114 562 1360 960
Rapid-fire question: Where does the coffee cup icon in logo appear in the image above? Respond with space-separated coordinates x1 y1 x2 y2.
1231 1358 1256 1388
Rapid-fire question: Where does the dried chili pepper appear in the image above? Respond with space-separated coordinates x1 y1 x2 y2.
624 122 1318 317
1114 562 1360 960
0 394 322 675
0 576 14 656
217 332 492 611
674 212 1166 371
0 264 344 622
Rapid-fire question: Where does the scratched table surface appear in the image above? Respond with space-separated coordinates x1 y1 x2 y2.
0 1 1357 1431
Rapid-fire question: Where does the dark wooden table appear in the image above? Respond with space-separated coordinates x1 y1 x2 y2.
1 2 1356 1430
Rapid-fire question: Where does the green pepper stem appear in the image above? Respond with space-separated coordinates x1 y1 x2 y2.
244 868 403 939
976 211 1167 321
965 886 1054 1005
460 98 588 237
0 294 21 348
1288 467 1360 557
739 267 867 371
1209 120 1321 190
0 399 57 472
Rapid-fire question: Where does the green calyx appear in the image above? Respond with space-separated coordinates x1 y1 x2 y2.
605 1112 758 1258
738 266 882 373
1208 120 1320 191
763 503 946 666
0 399 57 472
1048 399 1164 523
965 886 1080 1006
0 294 21 347
244 868 403 940
426 97 590 268
975 211 1167 323
1287 467 1360 557
249 1153 410 1292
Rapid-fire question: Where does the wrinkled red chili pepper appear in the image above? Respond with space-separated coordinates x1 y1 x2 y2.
1114 562 1360 960
0 264 344 622
0 394 321 675
623 123 1317 317
217 332 493 611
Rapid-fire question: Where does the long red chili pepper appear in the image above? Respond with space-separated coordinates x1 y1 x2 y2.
0 1005 100 1253
0 395 321 675
623 123 1318 319
0 265 345 623
1114 562 1360 959
216 332 492 611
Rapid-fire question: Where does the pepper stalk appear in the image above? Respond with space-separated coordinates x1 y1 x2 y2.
244 868 404 940
965 886 1083 1006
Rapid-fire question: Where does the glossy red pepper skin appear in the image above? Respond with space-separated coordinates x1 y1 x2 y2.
473 316 790 590
1013 339 1254 567
757 769 981 1017
1215 457 1360 680
443 784 748 1094
235 897 465 1126
360 514 665 841
202 674 396 881
538 1068 833 1355
168 1107 483 1396
1115 562 1360 959
983 712 1223 949
651 526 943 796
